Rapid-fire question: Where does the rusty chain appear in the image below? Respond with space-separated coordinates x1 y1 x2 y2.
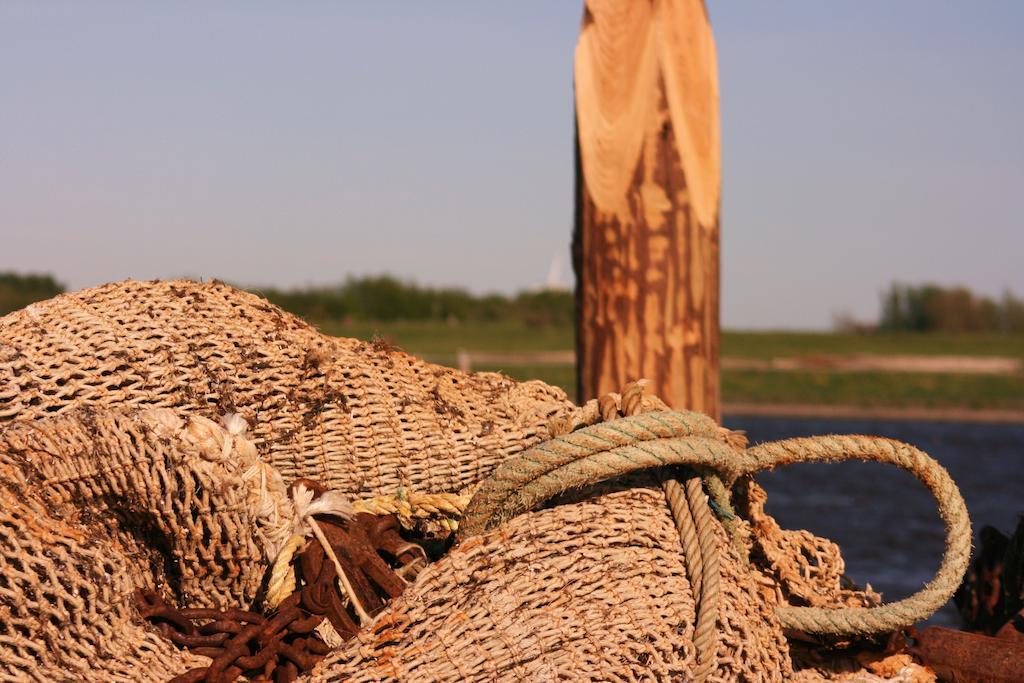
136 480 431 682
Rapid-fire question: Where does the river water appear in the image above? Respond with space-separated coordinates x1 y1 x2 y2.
722 416 1024 627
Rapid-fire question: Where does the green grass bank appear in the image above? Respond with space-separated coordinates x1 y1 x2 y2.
318 320 1024 416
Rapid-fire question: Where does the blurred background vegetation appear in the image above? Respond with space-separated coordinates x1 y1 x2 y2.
3 272 1022 413
254 276 573 328
6 271 1023 335
879 283 1024 333
0 272 64 317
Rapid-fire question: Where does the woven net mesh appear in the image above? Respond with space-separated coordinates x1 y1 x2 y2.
0 279 572 497
739 480 882 613
0 281 925 681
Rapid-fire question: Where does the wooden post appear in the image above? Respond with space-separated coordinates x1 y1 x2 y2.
572 0 721 418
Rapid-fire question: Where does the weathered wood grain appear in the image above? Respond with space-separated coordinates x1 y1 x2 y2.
573 0 720 417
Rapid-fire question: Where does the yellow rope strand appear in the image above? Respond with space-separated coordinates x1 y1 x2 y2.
353 489 470 532
265 533 307 609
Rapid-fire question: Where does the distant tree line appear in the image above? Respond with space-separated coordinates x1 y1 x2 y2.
0 271 574 326
6 271 1019 334
880 283 1024 333
0 272 65 316
256 275 574 327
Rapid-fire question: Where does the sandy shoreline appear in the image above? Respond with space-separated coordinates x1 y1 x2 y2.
722 402 1024 424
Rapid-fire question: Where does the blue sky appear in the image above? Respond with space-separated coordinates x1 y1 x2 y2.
1 1 1021 329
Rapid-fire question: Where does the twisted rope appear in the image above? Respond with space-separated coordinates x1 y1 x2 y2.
747 435 973 635
354 489 470 533
620 382 719 683
662 475 720 682
457 410 972 639
266 533 308 609
457 410 744 538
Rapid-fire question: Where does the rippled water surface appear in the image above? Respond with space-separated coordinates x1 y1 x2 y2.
722 416 1024 626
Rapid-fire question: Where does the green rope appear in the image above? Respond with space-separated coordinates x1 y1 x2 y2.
457 410 972 638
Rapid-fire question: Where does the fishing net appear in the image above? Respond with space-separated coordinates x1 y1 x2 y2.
0 280 951 681
0 279 572 497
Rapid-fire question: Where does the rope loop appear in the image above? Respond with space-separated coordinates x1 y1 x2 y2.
457 410 972 637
